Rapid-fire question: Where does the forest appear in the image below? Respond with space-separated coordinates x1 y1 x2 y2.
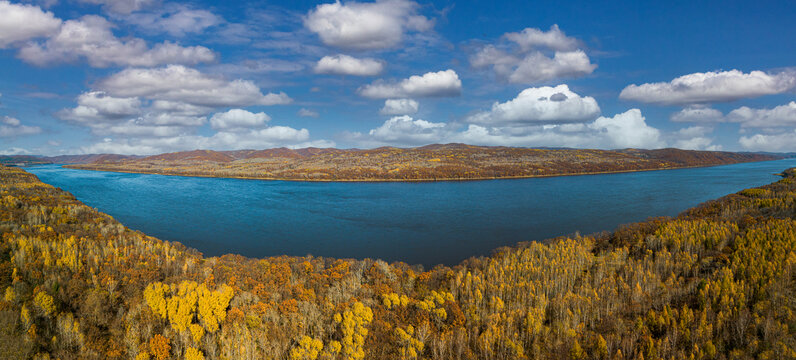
64 144 780 181
0 164 794 359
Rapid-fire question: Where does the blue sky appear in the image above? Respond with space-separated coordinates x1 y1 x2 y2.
0 0 794 155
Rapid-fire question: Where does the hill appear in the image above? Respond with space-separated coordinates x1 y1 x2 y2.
65 144 781 181
0 164 794 358
0 154 141 166
0 155 51 167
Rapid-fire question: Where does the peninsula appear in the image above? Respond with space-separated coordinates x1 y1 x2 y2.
64 144 780 181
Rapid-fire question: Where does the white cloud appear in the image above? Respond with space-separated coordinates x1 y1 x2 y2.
76 0 156 14
79 129 332 155
504 24 579 52
359 69 461 98
0 147 32 155
150 100 211 116
467 84 600 125
314 54 384 76
210 109 271 130
453 110 665 149
298 108 319 118
670 106 724 123
0 1 62 48
380 98 418 115
0 116 42 137
58 91 141 124
470 25 596 84
588 109 664 149
57 91 209 137
508 50 596 84
619 69 796 105
123 5 222 37
17 15 217 67
671 126 721 151
727 101 796 128
365 115 447 145
304 0 433 50
739 131 796 152
56 67 303 152
352 109 666 149
97 65 292 107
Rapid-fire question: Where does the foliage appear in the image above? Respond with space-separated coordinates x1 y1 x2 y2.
0 164 794 359
66 145 779 181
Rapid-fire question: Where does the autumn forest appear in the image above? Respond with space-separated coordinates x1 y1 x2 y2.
0 164 795 359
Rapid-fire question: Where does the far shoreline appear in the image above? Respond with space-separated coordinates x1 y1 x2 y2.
60 158 784 183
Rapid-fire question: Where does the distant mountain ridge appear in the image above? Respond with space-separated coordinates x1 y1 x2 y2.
3 145 788 171
63 144 783 181
0 154 141 166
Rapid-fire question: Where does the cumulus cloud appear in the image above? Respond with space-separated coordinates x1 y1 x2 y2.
97 65 291 107
57 91 141 124
209 109 271 130
739 131 796 152
58 94 206 137
467 85 600 125
504 24 579 52
352 108 666 149
314 54 384 76
359 69 461 98
727 101 796 128
587 109 664 149
0 147 32 155
380 98 418 115
670 106 724 123
298 108 319 118
0 116 42 137
76 0 156 14
671 126 721 151
345 115 448 146
453 110 664 149
17 15 217 67
508 50 596 84
123 5 222 37
304 0 433 50
79 130 333 155
368 115 446 144
470 25 596 84
619 69 796 105
0 1 62 48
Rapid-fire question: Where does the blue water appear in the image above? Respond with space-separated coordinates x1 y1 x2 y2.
25 159 796 268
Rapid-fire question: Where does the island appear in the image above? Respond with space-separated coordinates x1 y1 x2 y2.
64 144 780 181
1 164 794 359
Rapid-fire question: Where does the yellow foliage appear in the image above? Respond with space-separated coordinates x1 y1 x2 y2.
290 336 323 360
34 291 56 317
144 282 170 319
189 323 205 343
337 301 373 360
144 281 234 333
4 286 15 302
185 347 205 360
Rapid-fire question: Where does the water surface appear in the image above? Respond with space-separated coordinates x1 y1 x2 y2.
26 159 796 268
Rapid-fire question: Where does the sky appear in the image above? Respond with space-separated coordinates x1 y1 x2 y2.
0 0 794 156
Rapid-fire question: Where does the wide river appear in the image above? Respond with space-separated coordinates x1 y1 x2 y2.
26 159 796 268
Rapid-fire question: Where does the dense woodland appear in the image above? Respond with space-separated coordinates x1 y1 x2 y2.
1 164 795 359
65 144 779 181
